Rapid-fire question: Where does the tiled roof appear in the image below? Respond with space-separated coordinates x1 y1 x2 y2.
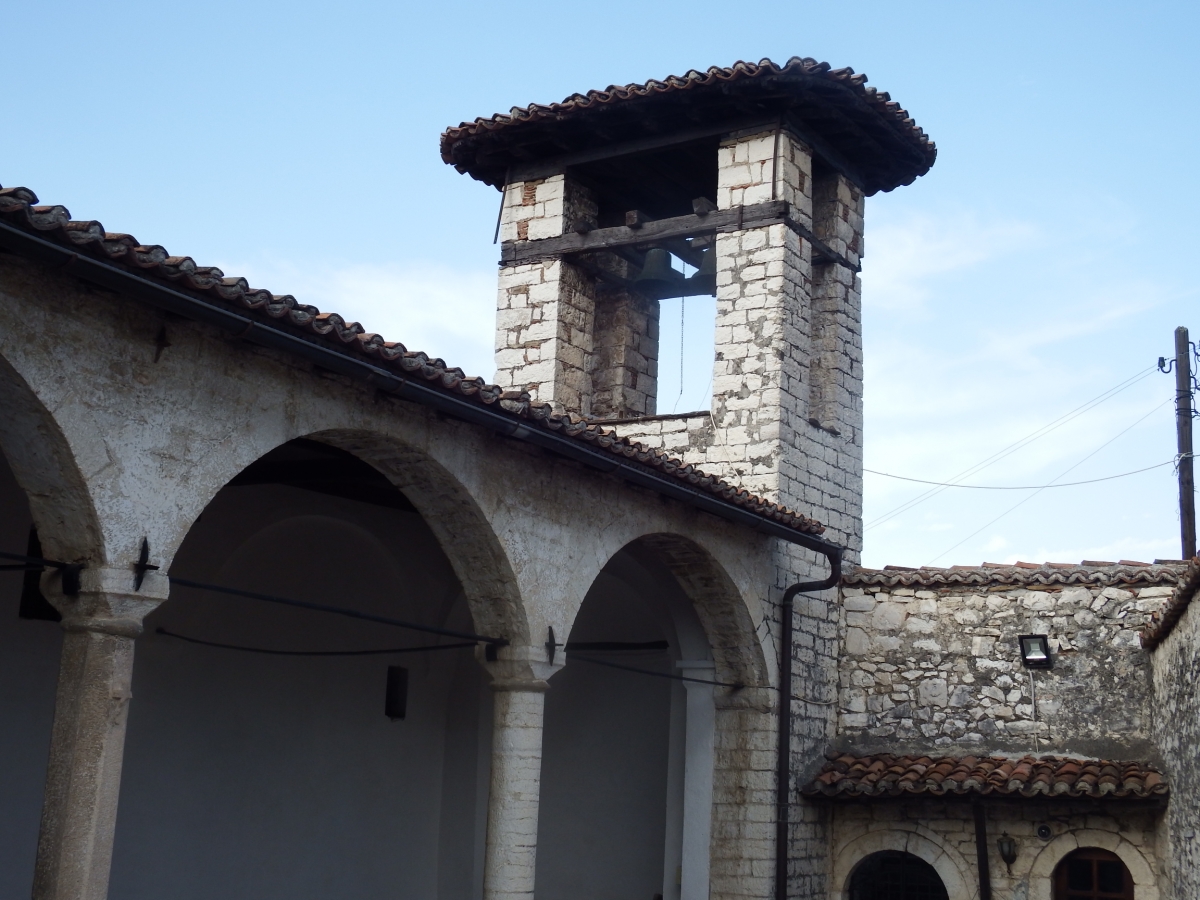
0 183 825 537
441 57 935 196
803 754 1168 800
1141 557 1200 650
844 561 1186 589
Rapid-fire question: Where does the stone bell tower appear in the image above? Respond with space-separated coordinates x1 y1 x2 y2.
441 58 935 560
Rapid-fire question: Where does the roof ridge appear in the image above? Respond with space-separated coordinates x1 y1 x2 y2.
440 57 935 195
844 561 1186 589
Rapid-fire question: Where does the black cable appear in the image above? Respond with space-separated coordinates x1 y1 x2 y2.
168 576 507 646
156 628 476 657
565 640 669 652
566 652 746 689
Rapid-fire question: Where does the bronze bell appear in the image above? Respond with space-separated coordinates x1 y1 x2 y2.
684 247 716 296
633 248 685 297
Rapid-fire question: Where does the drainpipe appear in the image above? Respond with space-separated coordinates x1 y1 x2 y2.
775 545 843 900
973 802 993 900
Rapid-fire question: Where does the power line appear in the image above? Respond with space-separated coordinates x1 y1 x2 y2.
157 628 476 657
924 397 1173 566
865 367 1156 531
865 459 1176 490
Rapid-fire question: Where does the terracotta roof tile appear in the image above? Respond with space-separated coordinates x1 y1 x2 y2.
0 183 827 538
844 561 1186 589
802 754 1168 800
1141 557 1200 650
441 57 935 196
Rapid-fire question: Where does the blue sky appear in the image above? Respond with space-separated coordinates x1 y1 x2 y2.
6 1 1198 567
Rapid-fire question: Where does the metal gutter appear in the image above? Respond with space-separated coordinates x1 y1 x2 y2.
775 549 843 900
0 219 844 559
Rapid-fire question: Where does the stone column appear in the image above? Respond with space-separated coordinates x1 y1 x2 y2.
678 662 717 900
592 283 660 419
495 176 599 414
33 566 168 900
481 655 556 900
710 126 863 559
711 127 815 511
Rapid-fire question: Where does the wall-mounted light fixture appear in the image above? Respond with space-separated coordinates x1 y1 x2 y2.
997 832 1018 872
385 666 408 720
1018 634 1053 670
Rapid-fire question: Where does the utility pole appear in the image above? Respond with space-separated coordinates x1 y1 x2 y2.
1175 326 1196 559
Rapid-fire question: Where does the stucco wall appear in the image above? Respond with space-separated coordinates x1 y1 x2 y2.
1151 590 1200 899
837 575 1177 758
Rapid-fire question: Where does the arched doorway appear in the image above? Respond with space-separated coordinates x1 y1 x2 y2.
0 448 63 898
107 439 495 899
849 850 949 900
1054 848 1134 900
535 540 718 900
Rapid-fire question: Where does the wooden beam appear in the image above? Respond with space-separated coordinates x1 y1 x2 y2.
782 113 868 191
507 116 773 183
499 200 860 272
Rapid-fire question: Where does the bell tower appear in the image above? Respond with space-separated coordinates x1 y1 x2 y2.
442 57 935 560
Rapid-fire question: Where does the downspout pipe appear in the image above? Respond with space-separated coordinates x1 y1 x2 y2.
775 544 843 900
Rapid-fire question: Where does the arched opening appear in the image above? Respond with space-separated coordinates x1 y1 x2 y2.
0 447 63 898
535 538 730 900
848 850 949 900
1054 848 1134 900
107 438 496 899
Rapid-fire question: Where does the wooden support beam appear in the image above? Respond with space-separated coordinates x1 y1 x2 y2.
506 116 773 183
499 200 860 272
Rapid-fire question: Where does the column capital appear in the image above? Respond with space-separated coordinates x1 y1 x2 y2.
479 644 561 692
43 566 169 638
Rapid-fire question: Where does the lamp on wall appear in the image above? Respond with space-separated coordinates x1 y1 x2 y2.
997 832 1018 872
1018 634 1053 670
385 666 408 720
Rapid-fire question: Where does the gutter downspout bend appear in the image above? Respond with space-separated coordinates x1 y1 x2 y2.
775 544 843 900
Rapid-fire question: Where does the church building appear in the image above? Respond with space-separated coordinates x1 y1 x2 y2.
1 56 1196 900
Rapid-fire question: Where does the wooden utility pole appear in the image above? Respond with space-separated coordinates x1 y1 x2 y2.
1175 326 1196 559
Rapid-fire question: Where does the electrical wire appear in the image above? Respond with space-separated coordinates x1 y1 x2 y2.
866 367 1156 531
157 628 476 657
865 459 1175 490
924 396 1173 566
168 576 507 646
561 657 739 691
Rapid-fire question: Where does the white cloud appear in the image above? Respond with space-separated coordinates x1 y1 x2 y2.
858 205 1185 569
861 211 1038 314
230 257 498 381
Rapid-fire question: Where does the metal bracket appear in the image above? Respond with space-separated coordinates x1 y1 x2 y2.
133 537 159 591
545 626 562 665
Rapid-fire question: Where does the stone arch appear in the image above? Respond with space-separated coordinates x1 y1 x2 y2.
162 426 528 645
590 531 768 690
0 351 103 565
1029 830 1158 900
306 429 527 644
831 826 977 900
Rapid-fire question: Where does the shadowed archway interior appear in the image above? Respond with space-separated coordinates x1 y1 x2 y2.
849 851 950 900
108 439 493 900
1054 848 1133 900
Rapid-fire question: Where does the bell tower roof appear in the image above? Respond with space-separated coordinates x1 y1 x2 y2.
440 57 936 197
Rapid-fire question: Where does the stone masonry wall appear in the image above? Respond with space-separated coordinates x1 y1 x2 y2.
1150 586 1200 899
495 176 599 412
829 797 1166 900
836 570 1180 759
808 172 864 439
612 129 864 558
591 285 659 419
